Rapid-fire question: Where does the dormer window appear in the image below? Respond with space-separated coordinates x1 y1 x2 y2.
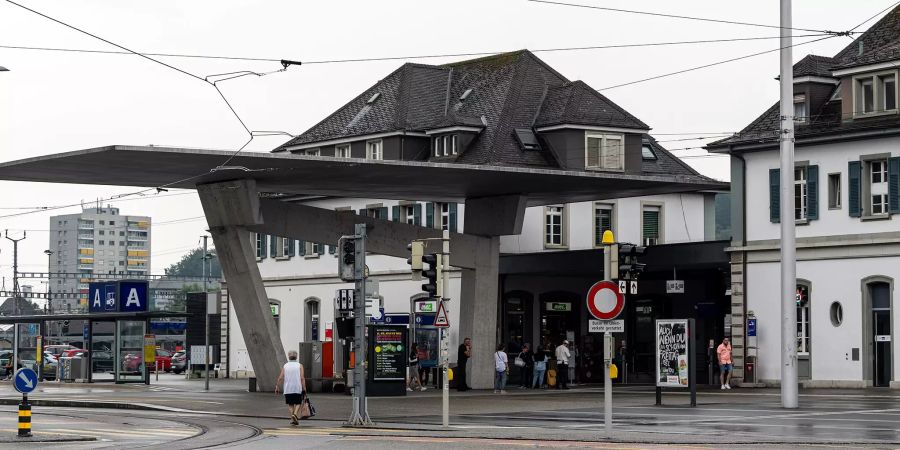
641 144 657 160
432 135 458 157
585 132 624 171
793 94 808 124
853 71 898 116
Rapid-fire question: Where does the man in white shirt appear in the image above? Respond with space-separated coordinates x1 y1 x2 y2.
555 340 571 390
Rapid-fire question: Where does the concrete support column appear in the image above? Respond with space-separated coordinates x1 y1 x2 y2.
198 179 286 392
458 236 500 390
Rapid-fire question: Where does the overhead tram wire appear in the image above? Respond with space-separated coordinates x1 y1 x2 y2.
850 0 900 32
0 34 834 66
527 0 855 36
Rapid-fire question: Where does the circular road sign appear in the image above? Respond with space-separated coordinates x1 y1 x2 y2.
586 280 624 320
13 368 39 394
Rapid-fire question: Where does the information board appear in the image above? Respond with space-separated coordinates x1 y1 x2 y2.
371 325 405 381
656 319 690 387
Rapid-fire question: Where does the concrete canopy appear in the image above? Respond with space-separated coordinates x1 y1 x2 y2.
0 145 725 205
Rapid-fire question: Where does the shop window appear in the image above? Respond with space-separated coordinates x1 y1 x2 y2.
502 295 529 352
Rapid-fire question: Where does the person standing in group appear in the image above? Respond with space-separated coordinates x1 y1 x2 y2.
717 337 733 389
555 340 571 390
407 343 426 392
275 350 307 426
456 337 471 392
494 343 509 394
417 344 430 388
517 343 533 389
532 346 548 389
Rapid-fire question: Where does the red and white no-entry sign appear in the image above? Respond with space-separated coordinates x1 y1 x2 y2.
586 280 624 320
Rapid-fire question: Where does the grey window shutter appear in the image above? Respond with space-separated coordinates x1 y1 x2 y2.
807 165 819 220
298 240 306 256
426 202 435 228
378 206 389 219
889 157 900 214
413 204 422 226
849 161 862 218
287 239 295 257
269 235 277 257
259 235 267 259
769 168 780 223
328 244 336 255
392 205 401 222
449 203 458 232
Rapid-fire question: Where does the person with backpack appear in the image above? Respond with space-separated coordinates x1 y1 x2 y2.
516 343 533 388
532 346 548 389
493 343 509 394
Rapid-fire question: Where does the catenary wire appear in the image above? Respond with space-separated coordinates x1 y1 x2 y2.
527 0 854 36
850 0 900 31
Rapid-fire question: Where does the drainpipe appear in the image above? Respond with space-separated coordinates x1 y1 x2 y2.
732 150 749 385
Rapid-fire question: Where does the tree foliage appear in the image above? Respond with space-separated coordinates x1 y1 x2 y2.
164 247 223 278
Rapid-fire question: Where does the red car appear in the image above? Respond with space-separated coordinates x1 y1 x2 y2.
122 350 173 372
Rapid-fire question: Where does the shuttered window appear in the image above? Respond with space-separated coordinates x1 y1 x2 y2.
545 205 565 247
769 168 781 223
585 133 624 170
642 206 661 246
255 233 266 259
889 157 900 214
848 161 862 218
593 203 614 247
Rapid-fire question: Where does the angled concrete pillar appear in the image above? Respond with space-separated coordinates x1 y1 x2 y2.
197 179 286 391
458 195 526 389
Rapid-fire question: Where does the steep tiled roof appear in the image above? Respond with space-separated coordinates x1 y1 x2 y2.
535 81 648 130
642 135 717 180
833 5 900 70
274 50 650 168
792 55 837 77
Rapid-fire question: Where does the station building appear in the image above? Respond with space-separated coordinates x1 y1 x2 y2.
223 50 730 384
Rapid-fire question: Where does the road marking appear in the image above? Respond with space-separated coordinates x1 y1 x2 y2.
51 427 198 438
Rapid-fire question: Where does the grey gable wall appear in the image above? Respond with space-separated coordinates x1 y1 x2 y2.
539 129 643 172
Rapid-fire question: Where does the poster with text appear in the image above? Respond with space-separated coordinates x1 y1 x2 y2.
656 319 690 387
372 326 406 381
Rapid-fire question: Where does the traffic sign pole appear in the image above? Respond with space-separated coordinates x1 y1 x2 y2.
603 240 613 435
13 368 38 438
441 229 450 428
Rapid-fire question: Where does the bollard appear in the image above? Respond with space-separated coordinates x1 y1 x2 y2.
18 396 31 438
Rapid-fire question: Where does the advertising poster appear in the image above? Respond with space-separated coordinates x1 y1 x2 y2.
372 326 405 381
656 319 690 387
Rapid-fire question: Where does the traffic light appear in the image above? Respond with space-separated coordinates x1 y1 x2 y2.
421 253 442 298
407 241 424 281
338 237 358 282
618 243 646 280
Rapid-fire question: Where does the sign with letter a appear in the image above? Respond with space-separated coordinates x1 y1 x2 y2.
118 281 149 312
89 282 117 313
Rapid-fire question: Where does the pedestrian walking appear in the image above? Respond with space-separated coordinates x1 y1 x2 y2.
555 340 571 389
494 343 509 393
517 343 533 388
717 337 733 389
417 344 430 387
456 337 471 391
274 350 307 426
407 343 426 392
532 346 548 389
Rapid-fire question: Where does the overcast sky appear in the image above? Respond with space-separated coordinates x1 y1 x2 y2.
0 0 889 287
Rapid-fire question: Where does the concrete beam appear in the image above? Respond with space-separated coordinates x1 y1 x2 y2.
198 180 286 391
462 195 527 236
249 198 486 270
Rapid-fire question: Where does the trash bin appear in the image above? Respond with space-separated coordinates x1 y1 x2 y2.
71 357 87 381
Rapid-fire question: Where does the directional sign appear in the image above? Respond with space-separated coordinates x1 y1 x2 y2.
14 368 38 394
434 301 450 327
586 280 625 321
618 280 627 295
630 281 638 295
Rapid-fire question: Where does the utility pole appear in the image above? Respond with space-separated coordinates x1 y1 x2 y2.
6 230 25 370
347 223 372 426
602 230 615 434
202 235 210 391
441 229 450 428
779 0 798 409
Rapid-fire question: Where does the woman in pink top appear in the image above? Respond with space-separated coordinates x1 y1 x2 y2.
717 338 733 389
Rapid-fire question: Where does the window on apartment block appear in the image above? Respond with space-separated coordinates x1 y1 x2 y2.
593 203 614 247
871 159 889 215
855 71 898 115
585 132 624 171
366 140 383 160
793 94 808 123
544 205 566 248
335 144 351 158
795 167 809 221
642 205 661 246
828 173 842 209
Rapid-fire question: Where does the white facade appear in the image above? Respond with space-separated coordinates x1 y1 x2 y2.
736 135 900 387
227 192 717 377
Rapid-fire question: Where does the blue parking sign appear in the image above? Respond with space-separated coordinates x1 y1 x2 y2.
14 368 38 394
118 281 148 312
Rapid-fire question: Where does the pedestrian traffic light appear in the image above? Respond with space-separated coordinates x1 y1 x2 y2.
421 253 442 298
618 243 647 279
338 237 358 282
407 241 424 281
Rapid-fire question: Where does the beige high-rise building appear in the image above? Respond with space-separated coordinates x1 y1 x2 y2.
49 205 151 312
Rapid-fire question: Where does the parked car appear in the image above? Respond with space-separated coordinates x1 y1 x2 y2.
122 350 174 372
60 348 88 358
171 351 187 374
41 353 57 381
44 344 78 358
